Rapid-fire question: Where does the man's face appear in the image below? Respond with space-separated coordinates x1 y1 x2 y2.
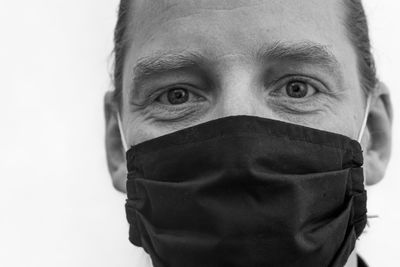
119 0 366 146
104 2 392 264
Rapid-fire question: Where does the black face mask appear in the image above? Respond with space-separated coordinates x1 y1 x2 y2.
124 115 367 267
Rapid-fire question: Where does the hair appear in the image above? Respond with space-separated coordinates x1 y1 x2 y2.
344 0 377 96
112 0 131 109
112 0 377 106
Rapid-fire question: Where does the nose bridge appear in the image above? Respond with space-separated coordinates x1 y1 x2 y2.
215 63 259 117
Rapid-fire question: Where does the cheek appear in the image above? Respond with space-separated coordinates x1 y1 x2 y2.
322 98 365 140
125 115 198 147
125 103 365 146
125 117 162 147
268 99 363 140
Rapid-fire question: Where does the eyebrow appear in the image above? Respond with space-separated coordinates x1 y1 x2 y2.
133 50 206 85
132 41 343 87
256 41 342 75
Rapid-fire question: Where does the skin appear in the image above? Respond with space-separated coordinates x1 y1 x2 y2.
104 0 393 266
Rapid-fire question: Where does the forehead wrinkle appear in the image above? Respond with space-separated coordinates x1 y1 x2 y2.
137 0 267 11
129 0 285 46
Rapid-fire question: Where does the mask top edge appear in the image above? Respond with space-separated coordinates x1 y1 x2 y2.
126 115 362 159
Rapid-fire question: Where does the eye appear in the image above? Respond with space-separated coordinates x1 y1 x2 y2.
156 87 191 105
284 80 316 98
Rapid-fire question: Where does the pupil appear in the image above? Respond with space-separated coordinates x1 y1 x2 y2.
167 88 189 104
286 82 308 98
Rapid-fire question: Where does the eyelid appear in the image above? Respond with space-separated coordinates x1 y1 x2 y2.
134 83 200 106
153 84 207 104
149 86 209 117
268 74 329 94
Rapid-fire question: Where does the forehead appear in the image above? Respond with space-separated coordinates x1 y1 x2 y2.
128 0 348 50
123 0 356 82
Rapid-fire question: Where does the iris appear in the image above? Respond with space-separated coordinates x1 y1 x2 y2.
286 81 309 98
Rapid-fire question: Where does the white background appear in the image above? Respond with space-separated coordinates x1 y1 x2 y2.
0 1 398 266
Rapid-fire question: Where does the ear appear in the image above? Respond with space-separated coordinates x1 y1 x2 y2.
104 91 127 193
363 81 393 185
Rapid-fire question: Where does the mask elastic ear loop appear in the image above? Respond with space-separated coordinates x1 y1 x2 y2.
357 94 371 188
356 94 379 223
117 112 129 152
357 94 372 143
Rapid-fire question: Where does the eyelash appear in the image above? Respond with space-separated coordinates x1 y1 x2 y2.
145 75 327 113
148 85 205 110
269 75 325 97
